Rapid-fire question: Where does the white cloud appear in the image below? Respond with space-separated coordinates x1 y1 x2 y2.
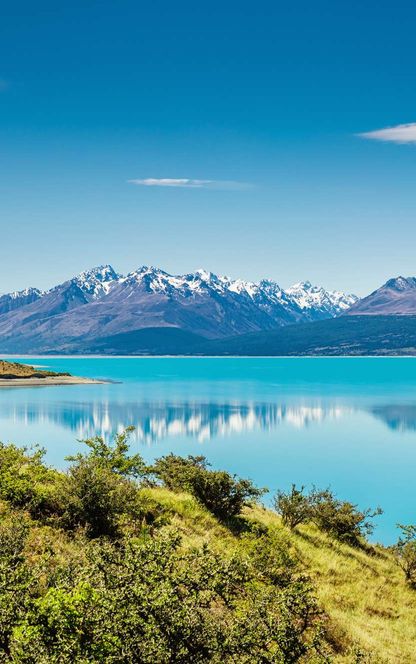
129 178 212 188
128 178 251 190
359 123 416 144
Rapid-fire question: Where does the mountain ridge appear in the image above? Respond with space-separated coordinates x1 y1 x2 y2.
1 264 357 319
3 267 416 355
0 265 358 353
345 276 416 316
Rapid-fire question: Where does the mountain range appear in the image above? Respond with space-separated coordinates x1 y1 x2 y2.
0 265 358 353
3 268 416 355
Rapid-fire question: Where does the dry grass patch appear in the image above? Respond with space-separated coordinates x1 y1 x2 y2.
0 360 69 378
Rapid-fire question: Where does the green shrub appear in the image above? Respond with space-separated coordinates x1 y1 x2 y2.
65 425 147 479
226 581 327 663
241 527 298 587
0 435 380 661
61 428 152 539
60 458 143 538
152 454 266 520
0 519 33 660
0 443 63 520
310 489 382 547
274 484 314 530
10 532 328 663
274 484 382 547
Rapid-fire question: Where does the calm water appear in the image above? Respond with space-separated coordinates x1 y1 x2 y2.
3 356 416 544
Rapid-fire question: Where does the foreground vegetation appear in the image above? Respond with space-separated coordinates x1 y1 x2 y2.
0 429 415 662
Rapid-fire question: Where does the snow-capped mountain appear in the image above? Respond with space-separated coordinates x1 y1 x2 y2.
0 266 120 318
0 287 44 316
345 276 416 316
0 265 358 353
286 281 358 320
116 266 356 322
73 265 121 300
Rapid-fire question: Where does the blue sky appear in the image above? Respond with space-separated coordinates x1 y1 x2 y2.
1 0 416 296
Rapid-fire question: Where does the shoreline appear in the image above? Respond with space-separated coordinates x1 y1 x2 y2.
1 354 416 360
0 375 105 387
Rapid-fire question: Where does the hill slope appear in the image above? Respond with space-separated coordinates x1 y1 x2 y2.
346 277 416 316
85 327 207 355
1 437 415 663
201 315 416 356
162 492 416 663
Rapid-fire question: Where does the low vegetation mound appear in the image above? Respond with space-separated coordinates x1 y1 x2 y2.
0 360 70 379
0 429 415 662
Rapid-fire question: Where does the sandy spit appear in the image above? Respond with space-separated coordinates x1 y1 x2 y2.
0 376 105 387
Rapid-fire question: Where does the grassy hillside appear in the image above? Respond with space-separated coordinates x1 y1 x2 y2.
0 432 415 662
202 315 416 356
0 360 70 378
146 490 416 663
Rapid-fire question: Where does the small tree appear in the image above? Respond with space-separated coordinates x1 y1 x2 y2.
274 484 314 529
62 428 149 538
311 488 382 547
152 454 266 521
393 524 416 585
151 454 208 493
66 426 146 479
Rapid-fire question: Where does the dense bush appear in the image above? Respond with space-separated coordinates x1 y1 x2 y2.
0 443 63 520
310 489 382 547
61 428 154 539
60 458 143 538
65 426 146 479
274 484 314 530
8 532 327 663
274 485 382 546
240 527 298 587
0 519 32 660
152 454 266 520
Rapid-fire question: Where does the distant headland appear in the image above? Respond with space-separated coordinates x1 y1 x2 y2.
0 360 102 386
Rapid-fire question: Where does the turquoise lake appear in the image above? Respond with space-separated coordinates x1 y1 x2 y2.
3 356 416 544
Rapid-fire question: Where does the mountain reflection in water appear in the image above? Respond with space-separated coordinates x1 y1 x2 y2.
1 398 412 444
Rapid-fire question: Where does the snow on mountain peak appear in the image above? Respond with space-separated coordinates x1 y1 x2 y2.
195 268 213 281
0 264 359 325
124 266 193 295
228 279 258 297
9 287 44 300
74 265 120 299
0 286 45 316
289 280 312 291
286 280 358 316
385 276 416 292
130 265 166 276
193 269 232 291
117 267 357 319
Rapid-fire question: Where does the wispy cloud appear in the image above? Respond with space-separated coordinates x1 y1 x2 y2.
359 123 416 144
128 178 251 190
